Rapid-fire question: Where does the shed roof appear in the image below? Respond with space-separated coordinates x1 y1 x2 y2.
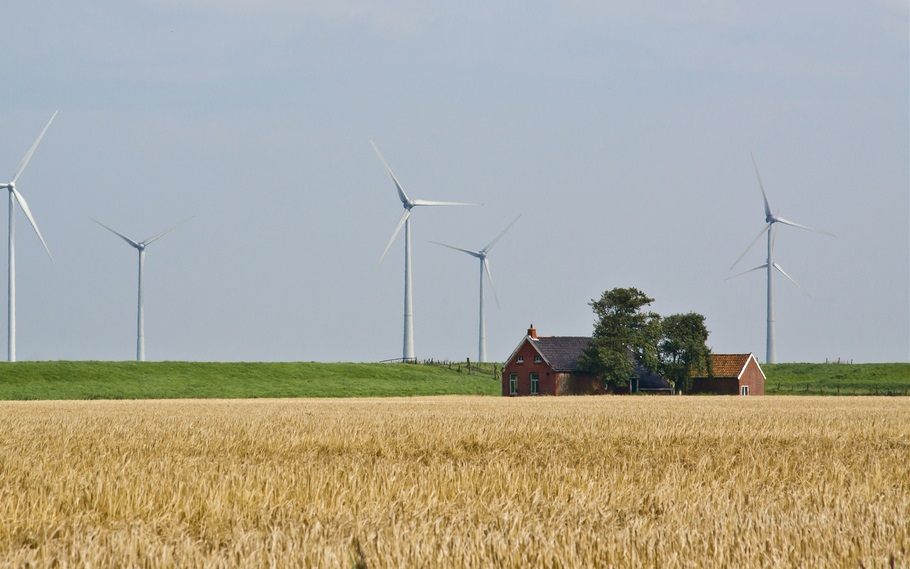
698 353 763 380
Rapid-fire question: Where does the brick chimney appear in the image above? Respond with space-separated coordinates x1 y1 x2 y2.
527 324 538 339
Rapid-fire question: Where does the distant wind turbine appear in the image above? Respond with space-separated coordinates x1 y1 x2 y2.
372 141 480 362
729 154 834 364
1 111 57 362
431 215 521 363
92 217 192 361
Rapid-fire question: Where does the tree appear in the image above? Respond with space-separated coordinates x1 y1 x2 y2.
578 287 661 390
658 312 712 394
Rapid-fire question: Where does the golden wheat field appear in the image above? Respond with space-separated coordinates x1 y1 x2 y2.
0 396 907 568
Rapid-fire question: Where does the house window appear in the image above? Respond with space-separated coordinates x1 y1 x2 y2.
509 373 518 395
534 356 542 363
741 385 749 396
530 372 539 395
516 356 524 364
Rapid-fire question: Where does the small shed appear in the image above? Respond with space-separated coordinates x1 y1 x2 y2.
691 353 765 395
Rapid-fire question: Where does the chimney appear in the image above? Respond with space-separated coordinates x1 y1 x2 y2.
527 324 537 339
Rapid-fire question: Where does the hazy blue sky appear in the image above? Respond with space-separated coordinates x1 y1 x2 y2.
1 0 907 363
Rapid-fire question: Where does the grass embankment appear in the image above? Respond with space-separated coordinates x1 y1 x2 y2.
0 361 501 400
0 361 906 400
764 363 910 395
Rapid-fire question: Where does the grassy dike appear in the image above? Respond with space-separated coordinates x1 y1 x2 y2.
0 361 906 400
763 363 910 395
0 361 502 400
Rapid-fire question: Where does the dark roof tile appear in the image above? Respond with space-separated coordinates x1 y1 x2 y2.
533 336 591 371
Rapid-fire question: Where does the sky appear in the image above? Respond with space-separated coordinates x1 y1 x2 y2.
0 0 907 364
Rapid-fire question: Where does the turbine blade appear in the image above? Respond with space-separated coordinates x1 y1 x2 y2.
773 262 808 294
12 110 58 184
410 199 481 207
774 216 835 237
483 258 500 308
379 209 409 265
482 214 521 253
726 263 768 281
370 140 410 205
143 216 193 246
731 224 770 269
12 189 52 259
429 241 481 258
750 153 773 220
91 217 141 248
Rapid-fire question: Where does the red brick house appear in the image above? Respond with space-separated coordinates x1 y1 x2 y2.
691 353 765 395
502 325 672 396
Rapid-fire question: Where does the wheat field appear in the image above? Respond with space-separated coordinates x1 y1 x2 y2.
0 396 907 568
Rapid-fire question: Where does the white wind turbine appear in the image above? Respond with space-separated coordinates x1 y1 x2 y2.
730 154 834 364
431 215 521 363
92 217 191 361
372 141 480 362
1 111 57 362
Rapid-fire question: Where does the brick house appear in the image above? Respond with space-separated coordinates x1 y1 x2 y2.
691 353 765 395
502 325 672 396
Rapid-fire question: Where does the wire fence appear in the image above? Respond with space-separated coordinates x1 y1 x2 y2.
379 357 502 379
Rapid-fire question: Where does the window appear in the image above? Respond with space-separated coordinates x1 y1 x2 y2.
509 373 518 395
530 372 539 395
534 356 542 363
741 385 749 396
516 356 524 364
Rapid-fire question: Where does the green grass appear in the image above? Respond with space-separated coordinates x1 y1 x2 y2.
0 361 906 400
764 363 910 395
0 361 502 400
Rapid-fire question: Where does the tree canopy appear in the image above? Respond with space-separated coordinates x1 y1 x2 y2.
578 287 661 389
658 312 713 393
579 287 712 393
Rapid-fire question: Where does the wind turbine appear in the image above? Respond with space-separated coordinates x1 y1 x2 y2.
730 154 834 364
92 217 191 362
1 111 57 362
372 140 480 362
431 215 521 363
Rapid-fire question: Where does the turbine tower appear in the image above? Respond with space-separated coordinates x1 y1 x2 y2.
92 217 191 361
1 111 57 362
730 154 834 364
431 215 521 363
372 141 479 362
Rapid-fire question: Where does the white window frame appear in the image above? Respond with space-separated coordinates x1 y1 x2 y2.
509 373 518 395
534 355 542 363
741 385 749 396
530 372 540 395
516 356 524 364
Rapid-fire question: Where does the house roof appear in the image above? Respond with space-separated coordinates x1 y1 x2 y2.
633 362 673 391
533 336 591 372
699 353 764 380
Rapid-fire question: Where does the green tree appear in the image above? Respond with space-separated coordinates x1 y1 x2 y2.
579 287 660 390
658 312 712 394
